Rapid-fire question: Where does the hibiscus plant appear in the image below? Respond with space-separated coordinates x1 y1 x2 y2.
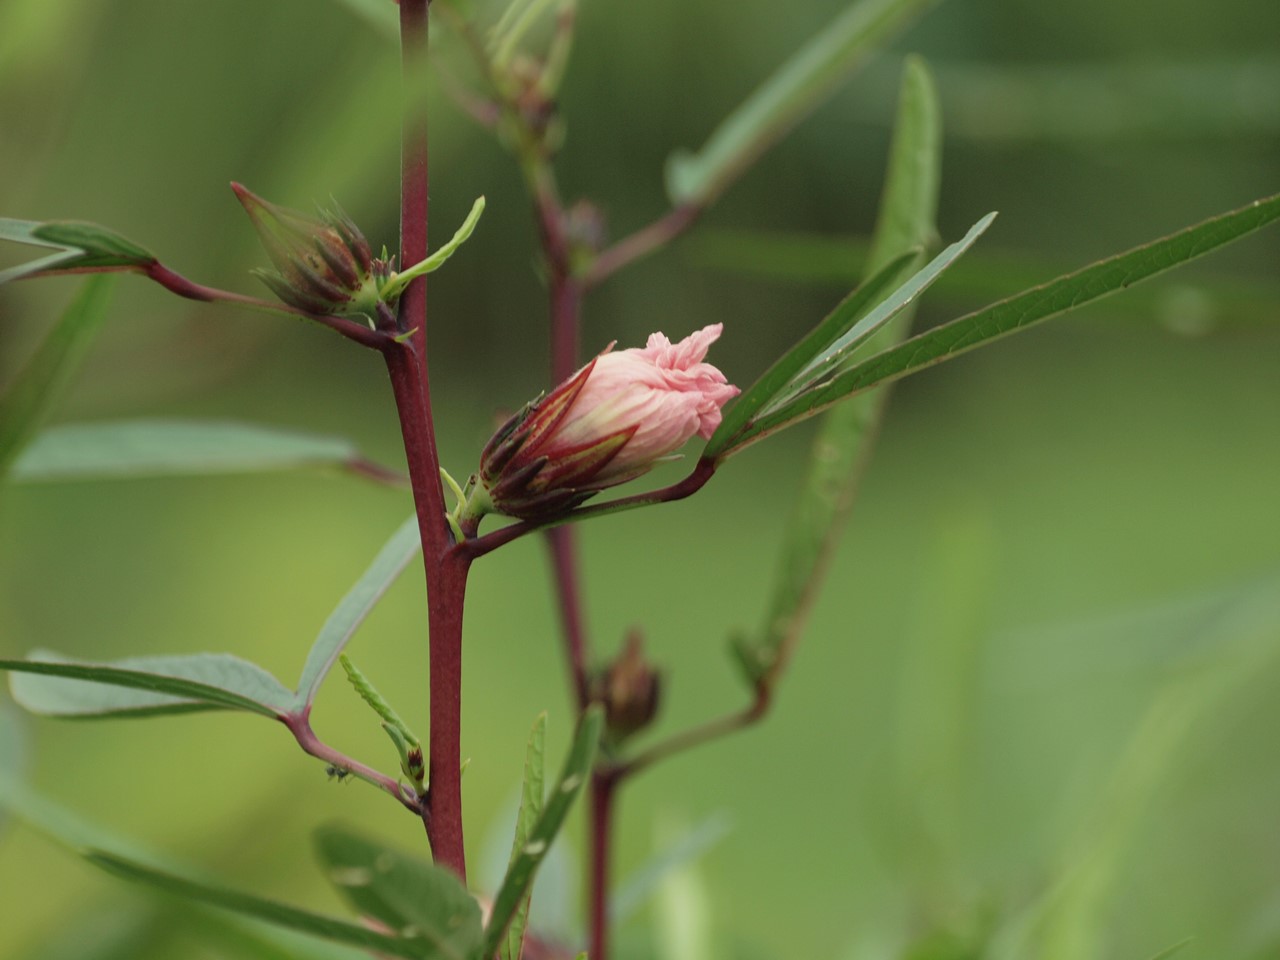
1 1 1278 959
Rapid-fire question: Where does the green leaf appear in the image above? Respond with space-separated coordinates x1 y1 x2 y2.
736 55 941 682
703 249 919 460
3 650 294 719
712 208 990 461
381 196 486 301
9 419 387 484
665 0 939 207
0 218 154 284
84 850 429 960
483 701 604 957
757 211 994 417
500 712 548 960
313 825 484 960
610 812 733 925
651 813 716 960
0 277 116 479
293 515 423 709
746 191 1280 443
482 705 603 958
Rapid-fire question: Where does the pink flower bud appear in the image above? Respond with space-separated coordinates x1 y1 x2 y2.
478 324 739 520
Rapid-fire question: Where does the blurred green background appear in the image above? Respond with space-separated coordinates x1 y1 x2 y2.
2 0 1279 958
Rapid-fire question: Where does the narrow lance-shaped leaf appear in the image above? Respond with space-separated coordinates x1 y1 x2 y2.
709 207 989 462
741 191 1280 451
735 56 943 685
758 210 995 416
293 515 423 709
703 249 919 461
482 705 604 957
10 419 399 485
665 0 940 207
0 218 155 285
84 851 431 960
314 826 484 960
0 276 116 479
501 713 548 960
3 650 295 720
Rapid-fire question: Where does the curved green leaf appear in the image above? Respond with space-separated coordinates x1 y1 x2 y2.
482 705 603 957
313 825 483 960
0 218 154 284
713 209 991 460
0 277 116 479
10 419 386 484
3 650 294 719
293 515 423 709
734 55 943 685
380 196 486 301
84 851 427 960
759 211 994 414
744 191 1280 448
500 712 548 960
703 249 919 460
665 0 940 206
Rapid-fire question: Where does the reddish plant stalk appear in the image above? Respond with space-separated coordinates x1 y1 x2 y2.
588 773 618 960
142 262 386 349
544 241 593 709
391 0 470 880
283 711 420 813
547 526 591 708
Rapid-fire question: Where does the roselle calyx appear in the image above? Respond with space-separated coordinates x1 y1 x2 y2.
232 182 391 320
473 324 740 522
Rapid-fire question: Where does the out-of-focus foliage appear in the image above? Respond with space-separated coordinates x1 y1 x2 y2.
2 0 1279 958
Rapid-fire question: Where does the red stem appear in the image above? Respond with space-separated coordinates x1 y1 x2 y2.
283 712 420 813
588 773 617 960
457 457 718 560
393 0 470 880
584 204 701 288
544 228 592 708
143 262 386 349
547 526 591 708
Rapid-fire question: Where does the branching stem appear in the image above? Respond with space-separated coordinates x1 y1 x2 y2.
283 713 421 813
